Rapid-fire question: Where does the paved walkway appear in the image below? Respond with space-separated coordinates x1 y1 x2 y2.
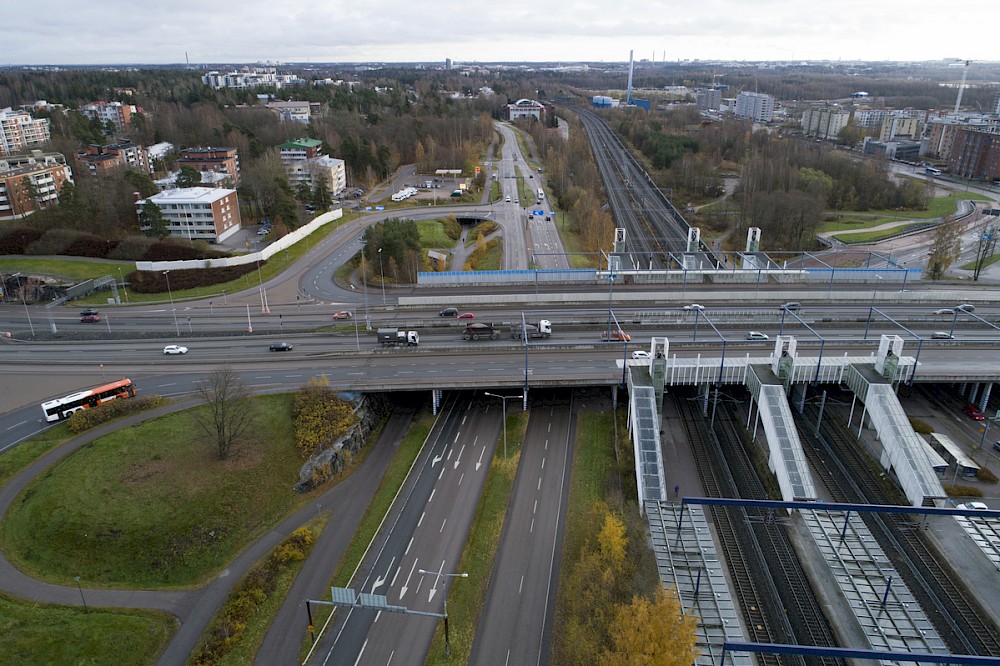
0 399 413 666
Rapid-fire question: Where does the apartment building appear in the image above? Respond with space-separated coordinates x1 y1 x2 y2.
734 92 774 122
136 187 241 243
279 138 345 194
878 115 922 142
265 100 315 123
202 67 305 90
279 138 324 166
801 108 851 140
0 107 51 157
949 127 1000 181
177 146 240 186
0 151 73 220
80 101 140 131
852 108 891 129
696 89 722 111
76 140 152 176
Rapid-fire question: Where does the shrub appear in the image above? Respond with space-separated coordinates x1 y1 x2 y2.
976 467 997 484
442 215 462 240
107 236 158 260
293 377 356 458
128 263 259 293
66 395 167 433
908 417 933 435
0 227 45 254
142 241 229 262
65 234 119 258
24 229 87 255
943 484 983 497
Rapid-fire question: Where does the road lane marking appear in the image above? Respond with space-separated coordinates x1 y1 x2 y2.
391 564 401 587
438 467 444 480
547 423 551 432
453 444 465 468
418 511 425 527
7 420 28 430
519 575 524 594
458 472 464 486
406 537 414 555
533 500 537 514
538 477 542 490
462 414 467 425
429 488 436 503
476 447 486 471
440 518 447 533
545 439 548 450
530 518 535 533
160 382 176 387
353 639 368 666
541 457 545 470
400 559 418 598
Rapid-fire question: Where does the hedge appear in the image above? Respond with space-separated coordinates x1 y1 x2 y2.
66 395 168 434
128 263 260 293
0 227 45 254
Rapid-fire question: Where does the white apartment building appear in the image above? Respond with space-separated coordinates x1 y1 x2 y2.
286 155 346 194
80 101 139 131
266 100 313 123
734 92 775 122
201 68 305 90
801 108 851 140
136 187 241 243
0 107 51 157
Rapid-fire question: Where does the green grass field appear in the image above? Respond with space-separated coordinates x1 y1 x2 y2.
0 592 176 666
864 192 991 219
416 220 457 249
0 425 73 490
817 215 908 233
960 253 1000 271
2 394 311 588
0 257 133 282
833 222 930 244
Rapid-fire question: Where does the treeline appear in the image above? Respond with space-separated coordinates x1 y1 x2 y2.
361 218 426 284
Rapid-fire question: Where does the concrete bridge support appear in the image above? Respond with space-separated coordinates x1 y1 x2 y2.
432 389 442 414
969 383 980 405
978 382 993 413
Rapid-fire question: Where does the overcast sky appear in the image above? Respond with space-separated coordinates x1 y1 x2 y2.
3 0 995 66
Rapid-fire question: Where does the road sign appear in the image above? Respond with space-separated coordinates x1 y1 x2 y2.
532 209 544 216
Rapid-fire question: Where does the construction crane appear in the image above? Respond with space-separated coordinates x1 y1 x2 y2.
953 60 971 114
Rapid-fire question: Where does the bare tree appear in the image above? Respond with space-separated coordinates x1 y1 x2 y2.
193 366 257 460
971 220 1000 282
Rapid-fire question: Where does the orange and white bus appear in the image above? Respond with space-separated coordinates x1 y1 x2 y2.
41 378 136 422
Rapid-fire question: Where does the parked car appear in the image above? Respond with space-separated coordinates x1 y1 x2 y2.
957 502 989 511
332 310 353 320
931 331 954 339
269 342 294 352
746 331 769 341
457 312 475 319
933 308 955 315
439 307 458 317
80 308 99 317
963 404 985 420
631 350 650 360
80 314 101 323
163 345 188 355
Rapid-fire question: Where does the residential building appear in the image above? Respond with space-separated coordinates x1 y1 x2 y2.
734 92 774 122
863 139 921 163
136 187 241 243
76 140 152 176
265 100 315 123
506 99 545 121
696 89 722 111
878 115 922 142
0 107 51 157
177 146 240 186
853 108 891 129
949 127 1000 181
279 138 324 166
801 108 851 140
0 151 73 220
80 101 140 131
147 141 175 163
202 67 305 90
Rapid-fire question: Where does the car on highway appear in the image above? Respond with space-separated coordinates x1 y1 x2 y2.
631 350 650 360
746 331 769 341
957 502 989 511
931 331 954 339
269 342 294 352
683 304 705 311
781 302 801 312
80 314 101 323
457 312 475 319
514 198 519 204
332 310 353 320
933 308 955 315
80 308 99 317
439 307 458 317
957 303 975 312
505 195 511 202
163 345 188 355
994 441 1000 453
963 404 985 420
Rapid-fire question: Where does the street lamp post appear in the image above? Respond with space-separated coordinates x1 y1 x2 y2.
377 247 386 306
360 245 371 330
418 569 468 658
350 285 361 350
256 259 269 314
484 392 522 458
978 408 1000 450
163 270 180 337
118 267 129 304
863 275 883 340
15 274 35 337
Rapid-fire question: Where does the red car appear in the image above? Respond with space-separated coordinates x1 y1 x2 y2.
963 404 985 421
457 312 475 319
81 314 101 323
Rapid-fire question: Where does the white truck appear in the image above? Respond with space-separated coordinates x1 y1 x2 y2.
511 319 552 340
378 328 419 347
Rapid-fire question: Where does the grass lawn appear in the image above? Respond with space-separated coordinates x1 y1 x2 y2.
553 214 601 269
863 192 991 219
0 592 176 666
425 410 528 665
303 411 433 659
817 215 907 233
960 253 1000 271
466 238 503 270
833 222 930 244
0 257 132 283
416 220 457 249
2 393 313 588
0 425 74 490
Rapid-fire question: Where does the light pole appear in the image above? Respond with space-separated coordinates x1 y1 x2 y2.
484 392 522 458
15 274 34 336
377 247 386 306
360 245 371 330
163 270 180 337
246 303 253 333
118 267 129 304
74 576 88 613
418 568 468 657
350 285 361 350
978 408 1000 450
863 274 882 339
256 259 269 314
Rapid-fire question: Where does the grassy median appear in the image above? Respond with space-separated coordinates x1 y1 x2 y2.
0 425 73 490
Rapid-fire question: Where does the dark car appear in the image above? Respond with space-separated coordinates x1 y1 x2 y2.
439 307 458 317
269 342 293 352
80 308 99 317
80 314 101 323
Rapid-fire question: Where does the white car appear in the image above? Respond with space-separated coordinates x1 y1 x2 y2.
957 502 989 511
163 345 188 355
746 331 769 341
683 304 705 311
632 350 650 360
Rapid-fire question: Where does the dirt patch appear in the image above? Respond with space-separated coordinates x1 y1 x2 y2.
121 459 173 485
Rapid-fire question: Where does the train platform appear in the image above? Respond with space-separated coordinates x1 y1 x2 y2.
923 512 1000 629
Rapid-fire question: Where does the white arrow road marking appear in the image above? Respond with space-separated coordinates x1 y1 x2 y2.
371 556 395 593
453 443 466 468
400 559 418 599
432 452 444 467
476 447 486 471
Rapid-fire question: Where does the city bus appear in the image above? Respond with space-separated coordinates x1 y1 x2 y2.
41 378 136 422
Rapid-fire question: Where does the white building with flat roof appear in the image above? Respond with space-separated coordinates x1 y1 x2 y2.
0 107 51 156
735 92 774 122
136 187 241 243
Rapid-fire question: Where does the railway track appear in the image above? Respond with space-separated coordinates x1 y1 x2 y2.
798 405 1000 655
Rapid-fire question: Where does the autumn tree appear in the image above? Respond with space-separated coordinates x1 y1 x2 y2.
604 587 699 666
292 375 356 458
927 218 962 280
193 366 257 460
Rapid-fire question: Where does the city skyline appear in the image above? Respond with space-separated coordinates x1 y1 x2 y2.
3 0 997 67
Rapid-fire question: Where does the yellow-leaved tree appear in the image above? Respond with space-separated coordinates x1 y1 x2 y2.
604 586 699 666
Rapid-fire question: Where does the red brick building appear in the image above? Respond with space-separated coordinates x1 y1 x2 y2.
177 146 240 186
76 140 152 177
0 151 73 220
949 128 1000 182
